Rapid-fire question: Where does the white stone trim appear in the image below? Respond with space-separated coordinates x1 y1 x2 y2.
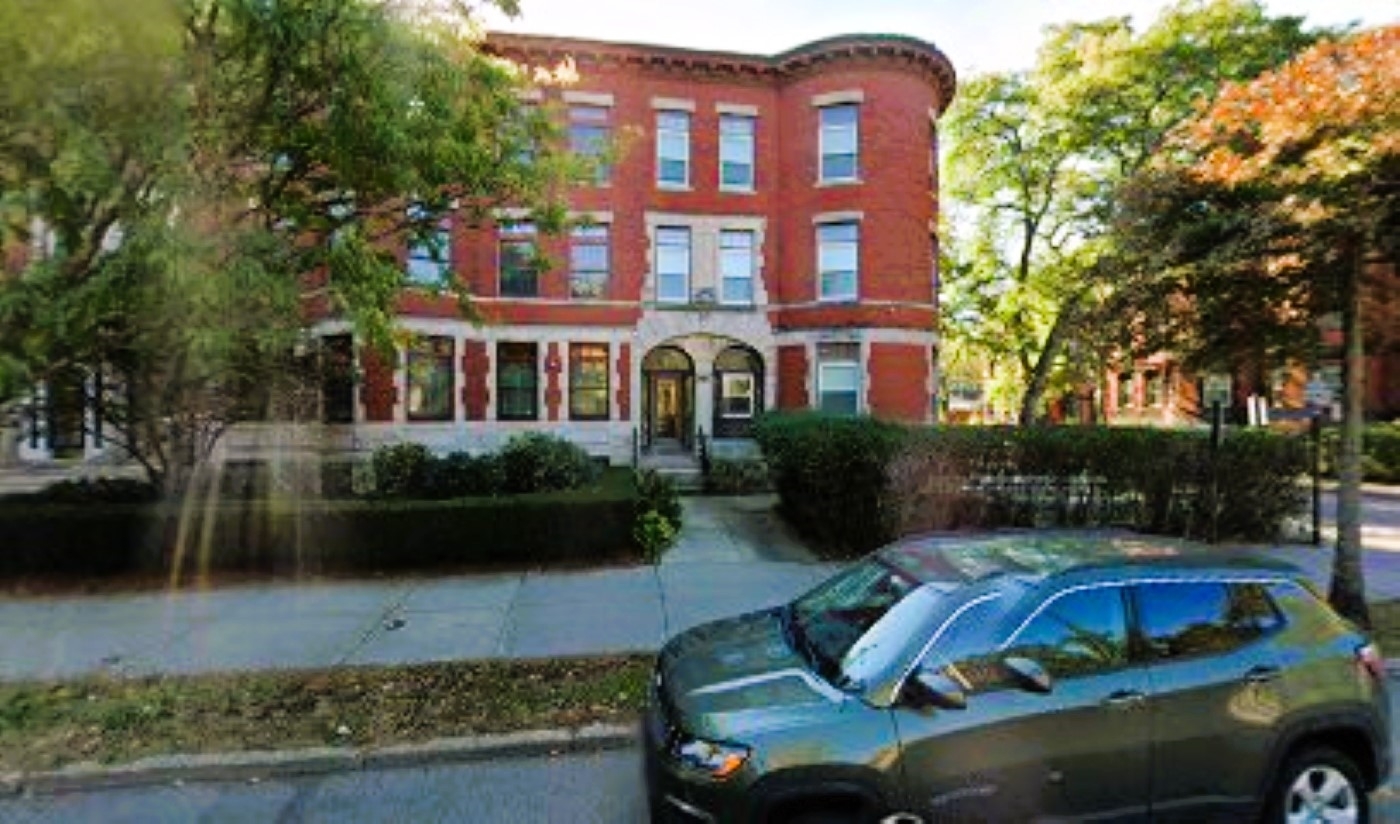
811 89 864 107
812 210 864 224
516 89 544 102
717 102 759 116
492 206 532 221
643 211 769 308
569 210 614 224
651 97 696 111
562 90 614 107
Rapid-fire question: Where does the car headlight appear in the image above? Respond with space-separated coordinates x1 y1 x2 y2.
674 737 750 780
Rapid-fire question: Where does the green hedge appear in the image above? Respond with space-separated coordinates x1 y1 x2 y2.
0 469 640 579
1320 423 1400 484
756 413 1308 558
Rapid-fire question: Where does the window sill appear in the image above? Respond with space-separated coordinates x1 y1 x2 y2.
657 182 692 192
817 296 860 304
719 186 757 195
816 178 862 188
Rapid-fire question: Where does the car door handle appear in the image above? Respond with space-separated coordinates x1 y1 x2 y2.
1102 690 1147 710
1244 666 1281 685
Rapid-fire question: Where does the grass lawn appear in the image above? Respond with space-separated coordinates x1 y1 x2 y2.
0 656 651 773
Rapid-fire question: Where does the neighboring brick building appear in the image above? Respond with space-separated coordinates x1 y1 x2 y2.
302 32 957 465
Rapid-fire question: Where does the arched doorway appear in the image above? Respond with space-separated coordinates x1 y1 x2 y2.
712 345 764 439
642 345 695 451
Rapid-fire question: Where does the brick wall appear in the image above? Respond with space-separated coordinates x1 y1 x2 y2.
777 345 809 410
868 342 928 421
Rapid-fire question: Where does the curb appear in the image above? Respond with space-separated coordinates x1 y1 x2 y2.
0 723 638 798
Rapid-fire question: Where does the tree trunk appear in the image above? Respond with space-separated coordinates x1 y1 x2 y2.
1019 295 1081 426
1328 248 1369 628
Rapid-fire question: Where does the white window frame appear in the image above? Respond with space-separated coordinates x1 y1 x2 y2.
819 103 859 184
720 373 756 419
569 224 610 300
719 114 755 191
719 229 755 306
655 227 691 304
817 221 859 302
657 110 691 189
817 346 862 415
405 205 451 286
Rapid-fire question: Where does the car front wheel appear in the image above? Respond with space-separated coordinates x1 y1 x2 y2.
1267 746 1369 824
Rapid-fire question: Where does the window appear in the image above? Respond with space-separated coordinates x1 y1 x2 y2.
407 336 454 421
819 103 859 182
720 230 755 305
498 221 538 298
1145 371 1164 407
655 227 691 304
818 343 860 415
1134 581 1278 661
1002 586 1129 680
719 114 755 190
321 335 355 424
569 225 609 299
569 105 611 184
496 342 538 421
1117 373 1135 411
720 374 755 418
569 343 610 421
406 208 451 286
818 222 859 301
656 110 690 187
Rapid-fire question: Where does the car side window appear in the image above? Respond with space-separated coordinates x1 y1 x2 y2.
997 586 1129 681
1134 581 1278 661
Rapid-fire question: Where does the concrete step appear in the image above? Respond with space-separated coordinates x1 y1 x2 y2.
655 466 704 493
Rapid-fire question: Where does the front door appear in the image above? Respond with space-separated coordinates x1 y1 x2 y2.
653 374 684 441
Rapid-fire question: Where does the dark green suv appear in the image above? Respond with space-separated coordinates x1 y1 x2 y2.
644 532 1391 823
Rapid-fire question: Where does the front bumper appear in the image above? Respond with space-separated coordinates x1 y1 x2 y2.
644 695 750 823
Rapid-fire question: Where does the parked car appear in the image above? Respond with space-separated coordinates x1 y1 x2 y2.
644 531 1391 823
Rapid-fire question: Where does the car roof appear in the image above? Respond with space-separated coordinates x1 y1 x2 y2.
876 529 1302 589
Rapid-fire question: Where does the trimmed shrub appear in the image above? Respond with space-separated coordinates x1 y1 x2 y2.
498 432 600 494
755 412 1309 555
636 469 682 531
0 469 641 579
703 458 772 495
426 452 505 499
1319 422 1400 484
633 510 678 564
754 412 909 556
369 443 433 498
0 477 159 506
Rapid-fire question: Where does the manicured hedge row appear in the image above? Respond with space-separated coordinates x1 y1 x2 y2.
1320 423 1400 484
755 412 1308 557
0 469 640 579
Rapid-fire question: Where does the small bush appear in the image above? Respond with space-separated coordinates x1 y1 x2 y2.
1 477 159 506
636 469 682 531
633 510 677 564
370 443 433 498
1319 422 1400 484
427 452 505 498
704 459 772 495
498 433 599 494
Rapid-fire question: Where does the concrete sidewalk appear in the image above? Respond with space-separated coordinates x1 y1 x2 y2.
0 496 837 682
6 490 1400 683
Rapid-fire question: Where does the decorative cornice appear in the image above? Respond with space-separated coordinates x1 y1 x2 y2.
484 32 958 114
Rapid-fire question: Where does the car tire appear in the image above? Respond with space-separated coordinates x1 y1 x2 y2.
1265 745 1369 824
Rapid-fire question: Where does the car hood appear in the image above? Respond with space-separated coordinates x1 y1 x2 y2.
657 607 845 739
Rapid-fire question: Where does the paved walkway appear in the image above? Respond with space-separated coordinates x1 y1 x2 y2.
0 496 836 682
6 490 1400 682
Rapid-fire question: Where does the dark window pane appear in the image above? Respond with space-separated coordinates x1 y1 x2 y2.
497 342 538 421
1004 586 1128 680
1229 583 1284 639
1135 582 1242 660
499 222 538 297
321 335 355 424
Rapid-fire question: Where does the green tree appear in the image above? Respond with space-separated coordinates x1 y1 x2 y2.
942 0 1316 423
1111 24 1400 624
0 0 581 494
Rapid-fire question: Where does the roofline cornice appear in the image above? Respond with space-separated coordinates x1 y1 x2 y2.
484 32 958 114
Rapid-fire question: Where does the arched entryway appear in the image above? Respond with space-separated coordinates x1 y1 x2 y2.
712 344 764 439
642 345 695 451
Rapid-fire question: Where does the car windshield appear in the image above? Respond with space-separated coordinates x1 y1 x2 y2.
786 558 922 689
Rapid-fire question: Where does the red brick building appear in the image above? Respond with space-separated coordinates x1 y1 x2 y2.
305 32 956 464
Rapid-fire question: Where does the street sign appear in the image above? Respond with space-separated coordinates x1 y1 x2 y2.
1203 373 1232 408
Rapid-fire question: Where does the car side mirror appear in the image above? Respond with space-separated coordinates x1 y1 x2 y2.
1003 656 1053 694
904 668 968 710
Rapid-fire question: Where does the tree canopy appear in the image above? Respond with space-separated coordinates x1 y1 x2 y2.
940 0 1318 422
0 0 581 491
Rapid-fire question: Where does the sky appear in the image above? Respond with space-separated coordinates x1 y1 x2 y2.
482 0 1399 74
